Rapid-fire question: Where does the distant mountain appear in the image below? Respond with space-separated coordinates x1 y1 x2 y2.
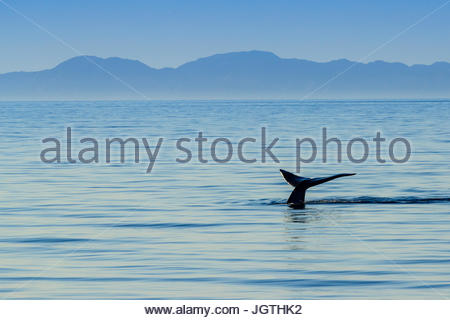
1 51 449 99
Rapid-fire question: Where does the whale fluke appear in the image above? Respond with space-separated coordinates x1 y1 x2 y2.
280 169 356 208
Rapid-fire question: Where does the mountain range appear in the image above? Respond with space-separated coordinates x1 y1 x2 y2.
1 50 449 99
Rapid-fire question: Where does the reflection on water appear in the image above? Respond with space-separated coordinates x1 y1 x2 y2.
285 208 319 224
0 100 449 299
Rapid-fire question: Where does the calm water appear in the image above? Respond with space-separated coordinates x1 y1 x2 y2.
0 100 449 299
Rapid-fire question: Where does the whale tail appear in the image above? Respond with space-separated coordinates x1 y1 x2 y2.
280 169 356 206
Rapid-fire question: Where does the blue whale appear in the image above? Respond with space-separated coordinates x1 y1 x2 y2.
280 169 356 208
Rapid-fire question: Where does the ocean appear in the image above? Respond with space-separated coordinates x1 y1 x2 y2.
0 99 449 298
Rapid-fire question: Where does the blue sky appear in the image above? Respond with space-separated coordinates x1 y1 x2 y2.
1 0 449 73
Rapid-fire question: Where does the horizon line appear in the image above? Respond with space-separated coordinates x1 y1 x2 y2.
1 98 450 103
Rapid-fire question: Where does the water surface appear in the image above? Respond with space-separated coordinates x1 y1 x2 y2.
0 100 449 299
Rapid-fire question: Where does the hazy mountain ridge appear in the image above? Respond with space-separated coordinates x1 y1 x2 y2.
1 50 449 99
